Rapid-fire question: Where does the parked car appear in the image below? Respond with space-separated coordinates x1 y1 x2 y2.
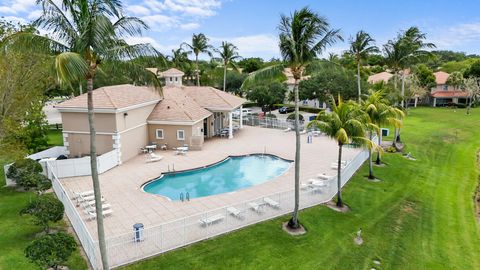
232 108 252 118
278 106 295 114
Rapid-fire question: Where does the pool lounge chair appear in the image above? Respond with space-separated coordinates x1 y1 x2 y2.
263 197 280 208
199 214 224 226
82 202 111 211
71 190 94 200
331 162 347 170
248 202 264 213
283 127 291 132
146 152 163 163
227 207 244 219
85 208 113 221
317 173 334 180
308 179 328 187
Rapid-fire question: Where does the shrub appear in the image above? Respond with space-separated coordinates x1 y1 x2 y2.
7 159 51 193
287 113 304 121
25 232 77 270
386 146 397 153
21 195 64 232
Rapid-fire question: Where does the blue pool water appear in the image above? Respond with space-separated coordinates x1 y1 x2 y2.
143 154 292 200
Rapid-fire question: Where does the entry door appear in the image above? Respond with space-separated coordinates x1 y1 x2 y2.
203 119 208 137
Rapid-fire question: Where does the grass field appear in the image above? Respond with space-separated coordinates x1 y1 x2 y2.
123 107 480 270
0 129 87 270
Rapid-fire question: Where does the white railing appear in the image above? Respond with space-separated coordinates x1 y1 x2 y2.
46 161 101 270
103 148 369 268
242 115 304 130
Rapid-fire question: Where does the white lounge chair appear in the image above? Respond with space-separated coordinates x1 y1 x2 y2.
227 207 244 218
146 152 163 163
317 173 334 180
199 214 224 226
308 179 328 187
85 209 113 220
248 202 264 213
331 163 347 170
299 130 307 135
300 182 312 190
283 128 291 132
263 197 280 208
71 190 94 200
82 202 111 211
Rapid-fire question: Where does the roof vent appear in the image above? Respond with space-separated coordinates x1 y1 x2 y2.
167 106 170 109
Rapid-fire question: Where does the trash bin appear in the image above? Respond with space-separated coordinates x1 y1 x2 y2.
133 223 144 242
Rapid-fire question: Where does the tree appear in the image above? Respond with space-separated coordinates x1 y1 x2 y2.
21 195 64 233
168 47 191 70
245 82 287 112
242 7 342 228
349 30 379 102
214 41 241 91
238 57 264 73
464 60 480 78
220 71 246 95
308 96 372 207
7 159 51 193
464 77 480 114
413 64 436 89
182 33 212 86
446 71 464 90
363 90 403 175
25 232 77 270
18 1 161 267
299 63 364 101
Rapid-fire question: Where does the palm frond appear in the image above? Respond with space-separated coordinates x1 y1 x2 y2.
55 52 89 86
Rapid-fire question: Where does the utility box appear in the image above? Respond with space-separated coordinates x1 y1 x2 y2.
133 223 144 242
381 128 389 137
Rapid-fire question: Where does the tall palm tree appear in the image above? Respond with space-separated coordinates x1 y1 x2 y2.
18 0 160 268
242 7 342 228
349 30 379 102
168 47 191 71
308 95 372 207
182 33 212 86
363 90 403 175
214 41 241 91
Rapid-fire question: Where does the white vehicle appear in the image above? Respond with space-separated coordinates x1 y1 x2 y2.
232 108 252 118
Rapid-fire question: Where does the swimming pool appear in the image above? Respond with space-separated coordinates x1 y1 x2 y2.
143 154 292 200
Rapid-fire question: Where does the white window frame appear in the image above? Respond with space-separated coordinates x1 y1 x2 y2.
155 129 164 139
177 130 185 140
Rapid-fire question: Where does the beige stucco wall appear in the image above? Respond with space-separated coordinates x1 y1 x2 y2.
148 124 203 149
115 104 155 132
61 112 117 133
119 126 148 162
66 133 113 158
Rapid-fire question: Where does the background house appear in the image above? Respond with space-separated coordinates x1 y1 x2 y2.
430 71 468 107
56 68 245 163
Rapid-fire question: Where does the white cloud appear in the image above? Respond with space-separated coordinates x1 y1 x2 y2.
125 36 178 54
27 9 42 20
126 5 151 16
1 15 27 24
180 22 200 30
428 22 480 49
142 14 178 31
0 0 36 14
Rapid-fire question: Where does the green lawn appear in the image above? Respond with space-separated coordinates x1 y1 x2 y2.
123 107 480 270
0 128 87 270
47 128 64 147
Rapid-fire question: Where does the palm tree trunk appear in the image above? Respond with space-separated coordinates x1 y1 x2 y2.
357 61 361 103
336 144 343 207
223 62 227 91
288 79 301 229
376 130 382 165
195 54 200 86
87 76 109 270
401 73 405 108
368 133 374 179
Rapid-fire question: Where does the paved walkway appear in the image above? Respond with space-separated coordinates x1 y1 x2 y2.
61 126 360 239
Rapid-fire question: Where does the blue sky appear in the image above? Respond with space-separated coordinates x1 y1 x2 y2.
1 0 480 59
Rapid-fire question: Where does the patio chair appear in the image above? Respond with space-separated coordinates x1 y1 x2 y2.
263 197 280 208
85 208 113 221
82 202 111 211
248 202 263 213
300 182 312 190
283 127 291 132
146 152 163 163
199 214 224 226
308 179 328 187
331 162 347 170
227 207 244 219
317 173 334 180
71 190 94 200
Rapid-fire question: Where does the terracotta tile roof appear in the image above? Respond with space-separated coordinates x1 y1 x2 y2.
56 84 161 110
160 68 185 77
434 71 450 85
181 86 246 111
147 87 212 123
431 91 469 98
368 71 393 83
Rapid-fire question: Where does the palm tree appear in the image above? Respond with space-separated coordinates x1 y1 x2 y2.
242 7 342 228
363 90 403 175
349 30 379 102
308 95 372 207
182 33 212 86
168 47 191 72
18 1 160 268
214 41 241 91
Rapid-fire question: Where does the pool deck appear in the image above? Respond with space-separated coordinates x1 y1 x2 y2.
61 126 360 239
